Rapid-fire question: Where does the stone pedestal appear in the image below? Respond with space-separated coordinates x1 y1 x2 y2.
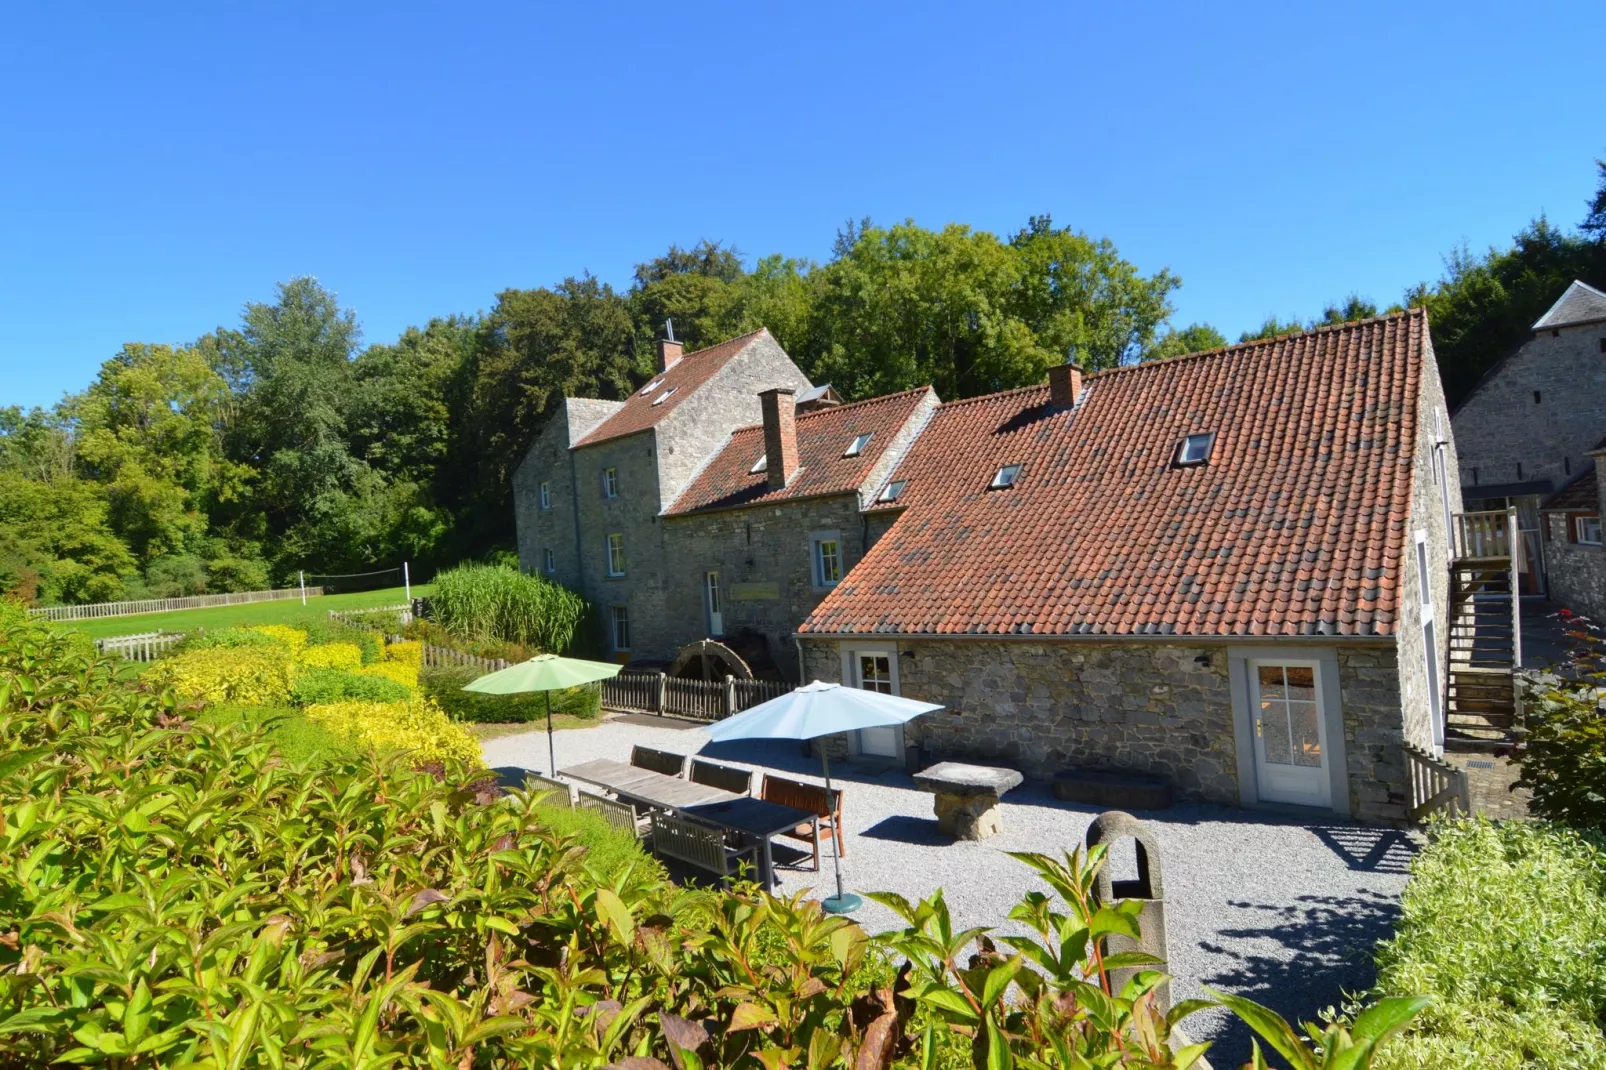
912 762 1024 841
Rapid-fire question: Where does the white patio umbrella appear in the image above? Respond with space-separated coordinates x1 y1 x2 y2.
703 680 943 913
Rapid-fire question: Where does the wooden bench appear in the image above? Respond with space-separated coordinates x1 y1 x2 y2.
524 773 573 808
689 758 752 796
578 790 647 839
650 812 757 886
631 745 688 778
760 775 843 871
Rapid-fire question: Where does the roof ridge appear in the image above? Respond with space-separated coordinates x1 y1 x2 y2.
932 383 1051 411
795 385 933 420
678 327 769 361
1091 307 1423 378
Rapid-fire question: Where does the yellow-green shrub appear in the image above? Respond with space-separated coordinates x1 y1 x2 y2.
149 646 293 705
304 696 480 765
383 639 423 668
299 642 363 671
249 624 308 655
356 659 418 689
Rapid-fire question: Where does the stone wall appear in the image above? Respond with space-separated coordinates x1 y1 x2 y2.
512 398 622 588
1545 511 1606 622
800 636 1414 821
664 494 867 679
1452 320 1606 496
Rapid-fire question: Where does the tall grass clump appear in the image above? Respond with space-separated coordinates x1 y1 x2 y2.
1371 818 1606 1069
429 563 589 653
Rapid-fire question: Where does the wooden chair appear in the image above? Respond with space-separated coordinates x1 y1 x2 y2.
689 758 752 796
578 790 647 839
524 773 573 808
760 775 844 871
650 812 757 886
630 745 688 777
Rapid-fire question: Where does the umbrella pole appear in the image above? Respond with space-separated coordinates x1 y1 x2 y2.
820 747 861 914
546 691 557 778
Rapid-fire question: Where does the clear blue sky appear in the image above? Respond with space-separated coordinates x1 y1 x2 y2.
3 1 1602 410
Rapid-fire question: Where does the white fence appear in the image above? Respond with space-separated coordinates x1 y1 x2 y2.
602 671 794 722
1404 742 1470 821
30 586 324 623
94 632 186 662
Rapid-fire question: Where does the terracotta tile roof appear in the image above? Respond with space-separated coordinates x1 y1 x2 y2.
801 310 1431 638
574 330 770 448
1541 466 1598 512
667 388 936 516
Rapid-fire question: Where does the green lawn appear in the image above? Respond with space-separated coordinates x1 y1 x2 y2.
63 585 432 640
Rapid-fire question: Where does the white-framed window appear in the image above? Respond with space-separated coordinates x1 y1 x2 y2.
543 548 555 573
844 433 873 457
1174 432 1215 466
1415 529 1443 748
606 533 626 576
878 480 907 503
990 464 1022 489
651 387 677 407
639 379 663 396
610 606 631 652
812 532 842 587
1578 515 1603 546
539 482 551 509
602 467 619 498
750 454 768 474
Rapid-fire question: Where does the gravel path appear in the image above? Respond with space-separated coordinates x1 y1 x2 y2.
483 716 1419 1065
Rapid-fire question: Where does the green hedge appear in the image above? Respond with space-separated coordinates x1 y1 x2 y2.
533 802 662 882
419 664 601 723
289 666 412 706
1372 818 1606 1069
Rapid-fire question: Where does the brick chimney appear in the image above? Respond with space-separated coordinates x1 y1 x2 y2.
760 387 799 490
1048 363 1083 409
656 337 683 374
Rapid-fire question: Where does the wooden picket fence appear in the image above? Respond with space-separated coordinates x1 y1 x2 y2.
94 633 185 662
1404 742 1470 821
30 586 323 623
601 671 794 722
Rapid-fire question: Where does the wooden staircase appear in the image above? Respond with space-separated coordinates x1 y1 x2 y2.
1444 511 1523 752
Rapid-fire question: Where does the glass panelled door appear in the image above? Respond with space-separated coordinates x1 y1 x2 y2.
704 571 723 636
1250 662 1330 806
854 652 901 758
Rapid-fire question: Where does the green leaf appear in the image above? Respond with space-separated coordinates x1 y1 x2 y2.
915 986 980 1024
595 886 636 947
729 1002 778 1032
1204 986 1315 1070
1349 995 1430 1042
1087 907 1140 942
982 955 1025 1008
984 1017 1013 1070
1166 999 1217 1027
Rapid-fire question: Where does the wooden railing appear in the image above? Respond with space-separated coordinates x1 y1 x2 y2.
29 586 323 622
1452 509 1519 563
94 632 185 662
1404 742 1469 821
602 672 795 722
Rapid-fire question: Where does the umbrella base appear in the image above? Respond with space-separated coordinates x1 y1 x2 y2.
822 893 862 915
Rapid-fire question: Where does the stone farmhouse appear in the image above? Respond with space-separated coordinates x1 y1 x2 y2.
1452 279 1606 615
516 310 1490 822
797 310 1462 823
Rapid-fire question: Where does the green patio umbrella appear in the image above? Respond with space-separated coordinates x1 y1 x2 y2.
462 654 622 776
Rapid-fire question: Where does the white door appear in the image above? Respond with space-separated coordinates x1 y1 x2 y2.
1250 661 1330 807
704 571 723 636
853 652 902 758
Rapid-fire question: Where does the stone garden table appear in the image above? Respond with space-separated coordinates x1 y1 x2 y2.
911 762 1024 840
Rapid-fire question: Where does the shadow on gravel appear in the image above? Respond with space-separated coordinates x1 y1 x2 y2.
1309 826 1418 874
1199 888 1399 1066
858 815 951 846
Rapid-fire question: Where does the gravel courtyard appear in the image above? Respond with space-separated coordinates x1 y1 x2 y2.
482 715 1420 1064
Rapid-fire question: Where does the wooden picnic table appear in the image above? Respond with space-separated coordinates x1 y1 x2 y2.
560 759 813 887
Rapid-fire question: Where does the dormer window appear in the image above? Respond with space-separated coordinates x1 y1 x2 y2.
639 379 664 396
651 387 677 407
844 433 873 457
1174 433 1215 467
990 464 1022 490
750 454 768 474
879 480 907 503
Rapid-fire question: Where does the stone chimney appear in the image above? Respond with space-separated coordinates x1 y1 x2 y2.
656 337 683 374
1048 363 1084 409
760 387 799 490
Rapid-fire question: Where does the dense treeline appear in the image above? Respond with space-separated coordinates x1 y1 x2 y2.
3 166 1604 605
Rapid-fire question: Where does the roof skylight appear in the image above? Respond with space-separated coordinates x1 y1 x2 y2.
651 387 678 407
639 379 664 396
878 480 907 503
1174 432 1215 466
750 454 768 474
843 432 873 457
990 464 1023 490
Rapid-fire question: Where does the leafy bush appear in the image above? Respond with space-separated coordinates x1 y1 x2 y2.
174 626 286 652
148 644 293 705
290 666 413 706
430 563 589 653
421 664 601 723
533 802 666 882
304 696 481 765
1516 611 1606 828
404 618 535 662
384 638 423 667
357 658 420 689
303 618 384 663
1371 818 1606 1069
250 623 309 654
300 641 364 670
